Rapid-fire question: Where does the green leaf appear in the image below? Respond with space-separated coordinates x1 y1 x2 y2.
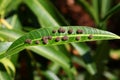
42 70 60 80
0 29 24 41
28 46 70 69
103 3 120 21
6 14 22 30
5 26 120 58
24 0 95 76
0 42 12 55
72 43 97 75
0 0 22 17
0 58 15 78
0 0 11 16
76 0 99 24
0 69 12 80
0 59 15 80
101 0 112 19
72 56 96 75
0 28 73 74
24 0 69 27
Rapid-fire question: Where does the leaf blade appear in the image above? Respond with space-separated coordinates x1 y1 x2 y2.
6 26 120 58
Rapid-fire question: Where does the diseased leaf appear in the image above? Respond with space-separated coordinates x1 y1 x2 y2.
5 26 120 58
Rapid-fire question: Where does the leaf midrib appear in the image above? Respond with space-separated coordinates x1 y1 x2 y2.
31 34 120 41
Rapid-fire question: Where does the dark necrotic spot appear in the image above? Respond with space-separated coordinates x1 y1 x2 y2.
88 34 93 39
62 36 69 41
76 29 83 34
42 36 47 41
58 27 65 33
55 37 60 42
43 39 48 44
76 36 80 41
48 36 52 40
25 39 32 44
68 29 73 34
35 40 40 44
52 30 56 33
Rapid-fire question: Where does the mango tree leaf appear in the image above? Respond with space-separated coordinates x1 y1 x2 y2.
5 26 120 58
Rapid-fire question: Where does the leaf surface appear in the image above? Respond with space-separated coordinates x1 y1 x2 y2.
6 26 120 57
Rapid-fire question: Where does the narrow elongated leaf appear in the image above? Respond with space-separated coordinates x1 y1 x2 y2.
0 58 15 79
24 0 69 27
0 62 13 80
24 0 95 76
76 0 99 24
0 42 12 55
28 46 70 69
0 0 22 16
5 26 120 58
0 29 72 73
72 43 97 75
103 3 120 21
42 70 60 80
101 0 111 18
0 69 12 80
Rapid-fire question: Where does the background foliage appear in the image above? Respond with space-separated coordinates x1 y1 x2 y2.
0 0 120 80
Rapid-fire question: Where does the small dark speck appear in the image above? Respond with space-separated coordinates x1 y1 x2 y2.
88 34 93 39
48 36 52 40
25 39 32 44
43 39 48 44
52 30 56 33
58 27 65 33
68 29 73 34
76 29 83 34
35 40 40 44
42 36 47 41
76 36 80 41
62 36 69 41
55 37 60 42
